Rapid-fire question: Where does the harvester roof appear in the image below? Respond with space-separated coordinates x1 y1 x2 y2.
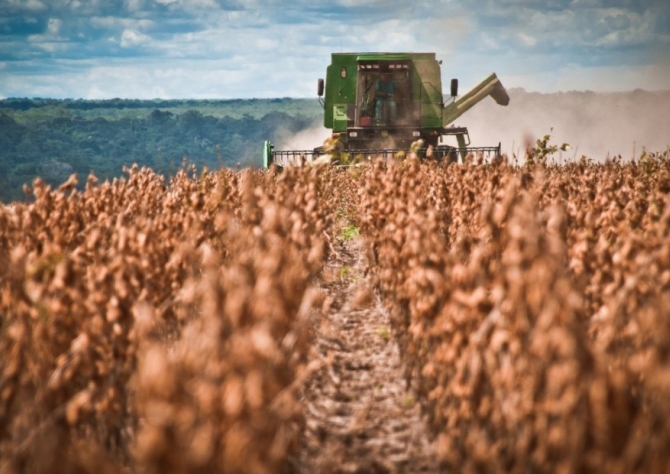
332 52 437 62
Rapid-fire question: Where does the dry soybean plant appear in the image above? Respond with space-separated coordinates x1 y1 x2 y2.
0 165 330 473
359 157 670 473
2 155 670 473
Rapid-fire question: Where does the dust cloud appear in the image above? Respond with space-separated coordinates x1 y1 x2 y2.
276 122 330 152
278 89 670 161
462 89 670 161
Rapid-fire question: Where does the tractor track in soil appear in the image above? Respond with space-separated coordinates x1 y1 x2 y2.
293 236 438 473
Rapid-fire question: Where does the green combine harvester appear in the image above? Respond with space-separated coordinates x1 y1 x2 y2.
263 52 510 168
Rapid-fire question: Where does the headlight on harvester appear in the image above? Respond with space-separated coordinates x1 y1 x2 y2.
412 131 421 137
349 132 358 138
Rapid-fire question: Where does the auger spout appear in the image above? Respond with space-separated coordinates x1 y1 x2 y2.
442 73 509 127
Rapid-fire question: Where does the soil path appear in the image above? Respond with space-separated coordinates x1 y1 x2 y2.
295 237 438 473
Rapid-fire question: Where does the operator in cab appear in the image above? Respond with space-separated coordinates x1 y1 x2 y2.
375 73 397 126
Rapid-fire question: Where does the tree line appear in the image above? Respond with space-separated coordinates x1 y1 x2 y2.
0 98 321 202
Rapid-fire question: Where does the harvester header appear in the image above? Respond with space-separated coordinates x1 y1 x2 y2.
263 52 510 167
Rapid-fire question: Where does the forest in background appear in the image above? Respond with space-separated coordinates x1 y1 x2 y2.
1 89 669 202
0 98 321 202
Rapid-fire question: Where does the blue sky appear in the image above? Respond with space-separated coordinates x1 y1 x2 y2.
0 0 669 99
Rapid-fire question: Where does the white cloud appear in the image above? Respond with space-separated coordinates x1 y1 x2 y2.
336 0 390 5
120 29 152 47
85 84 107 99
518 32 537 47
90 16 154 29
360 20 419 50
32 41 68 53
151 85 167 97
47 18 63 35
504 61 670 93
124 0 144 11
0 0 668 100
154 0 219 8
255 38 277 51
18 0 46 11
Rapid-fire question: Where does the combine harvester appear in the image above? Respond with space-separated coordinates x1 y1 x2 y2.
263 52 510 168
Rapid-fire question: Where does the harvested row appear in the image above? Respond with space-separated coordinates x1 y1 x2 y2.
358 157 670 473
0 165 335 473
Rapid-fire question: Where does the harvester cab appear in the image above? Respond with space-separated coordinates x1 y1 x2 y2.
263 52 510 168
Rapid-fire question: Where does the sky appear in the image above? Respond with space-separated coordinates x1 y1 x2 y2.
0 0 669 99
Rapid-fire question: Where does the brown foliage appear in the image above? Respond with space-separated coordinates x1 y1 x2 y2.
0 165 332 473
359 157 670 473
3 156 670 473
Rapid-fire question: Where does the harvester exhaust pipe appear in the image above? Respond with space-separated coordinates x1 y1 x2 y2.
450 78 458 98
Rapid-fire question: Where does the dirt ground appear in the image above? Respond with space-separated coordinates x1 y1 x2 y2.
293 236 438 473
